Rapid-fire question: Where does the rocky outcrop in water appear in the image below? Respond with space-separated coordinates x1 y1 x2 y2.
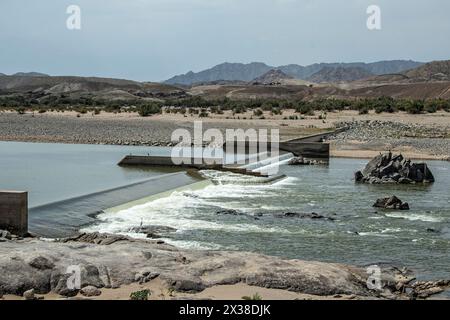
274 212 336 221
128 225 177 239
288 156 325 166
215 210 335 221
355 152 435 184
373 196 410 210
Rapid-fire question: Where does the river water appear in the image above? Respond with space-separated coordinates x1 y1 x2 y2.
86 158 450 282
1 141 449 282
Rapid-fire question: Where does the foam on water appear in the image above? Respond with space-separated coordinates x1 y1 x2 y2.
83 171 293 237
385 212 444 222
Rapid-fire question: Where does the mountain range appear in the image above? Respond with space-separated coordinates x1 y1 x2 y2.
165 60 424 85
1 60 449 101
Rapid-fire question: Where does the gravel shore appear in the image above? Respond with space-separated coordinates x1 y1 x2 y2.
0 112 301 146
328 120 450 160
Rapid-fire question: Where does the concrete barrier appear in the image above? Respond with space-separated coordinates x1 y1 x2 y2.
223 140 330 158
118 155 223 169
279 142 330 159
0 191 28 236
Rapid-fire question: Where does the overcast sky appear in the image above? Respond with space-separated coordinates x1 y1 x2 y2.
0 0 449 81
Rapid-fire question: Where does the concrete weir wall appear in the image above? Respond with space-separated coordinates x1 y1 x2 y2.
0 191 28 235
118 155 223 169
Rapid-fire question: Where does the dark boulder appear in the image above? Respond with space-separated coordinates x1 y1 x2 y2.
216 209 259 220
373 196 410 210
216 209 242 216
28 256 55 270
274 212 335 221
355 152 434 184
355 171 364 182
129 225 177 238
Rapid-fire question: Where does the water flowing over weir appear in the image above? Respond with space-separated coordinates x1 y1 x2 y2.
29 172 201 237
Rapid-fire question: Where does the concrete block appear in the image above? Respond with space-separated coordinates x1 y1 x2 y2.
0 191 28 236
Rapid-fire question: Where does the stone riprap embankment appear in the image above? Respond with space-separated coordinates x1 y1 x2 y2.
1 232 448 300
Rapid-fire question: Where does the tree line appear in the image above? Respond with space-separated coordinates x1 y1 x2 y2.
1 94 449 117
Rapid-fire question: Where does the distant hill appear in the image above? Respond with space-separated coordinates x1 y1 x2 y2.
251 69 293 85
12 72 50 77
0 74 186 100
357 60 450 84
166 62 273 85
165 60 423 85
307 66 374 83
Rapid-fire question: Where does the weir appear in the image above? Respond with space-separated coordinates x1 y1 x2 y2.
222 130 336 159
117 130 337 181
28 171 201 237
118 154 286 178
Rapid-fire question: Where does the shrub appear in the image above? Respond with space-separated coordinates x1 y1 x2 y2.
242 293 262 300
295 101 316 115
358 107 369 114
138 102 162 117
130 289 150 301
405 100 424 114
253 109 263 117
271 107 282 115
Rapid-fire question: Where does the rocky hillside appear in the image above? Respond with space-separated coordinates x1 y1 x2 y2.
165 60 423 85
359 60 450 84
403 60 450 82
307 66 374 83
251 69 293 85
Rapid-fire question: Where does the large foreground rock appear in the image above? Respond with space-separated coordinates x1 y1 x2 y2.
0 233 446 299
355 152 435 184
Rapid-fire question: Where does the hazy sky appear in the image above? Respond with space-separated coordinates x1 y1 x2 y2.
0 0 449 81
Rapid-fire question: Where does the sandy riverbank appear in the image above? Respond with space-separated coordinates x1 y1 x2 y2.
0 110 449 160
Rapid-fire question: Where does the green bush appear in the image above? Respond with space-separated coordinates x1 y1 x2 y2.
405 100 424 114
271 107 282 115
130 289 150 301
242 293 262 300
137 102 162 117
